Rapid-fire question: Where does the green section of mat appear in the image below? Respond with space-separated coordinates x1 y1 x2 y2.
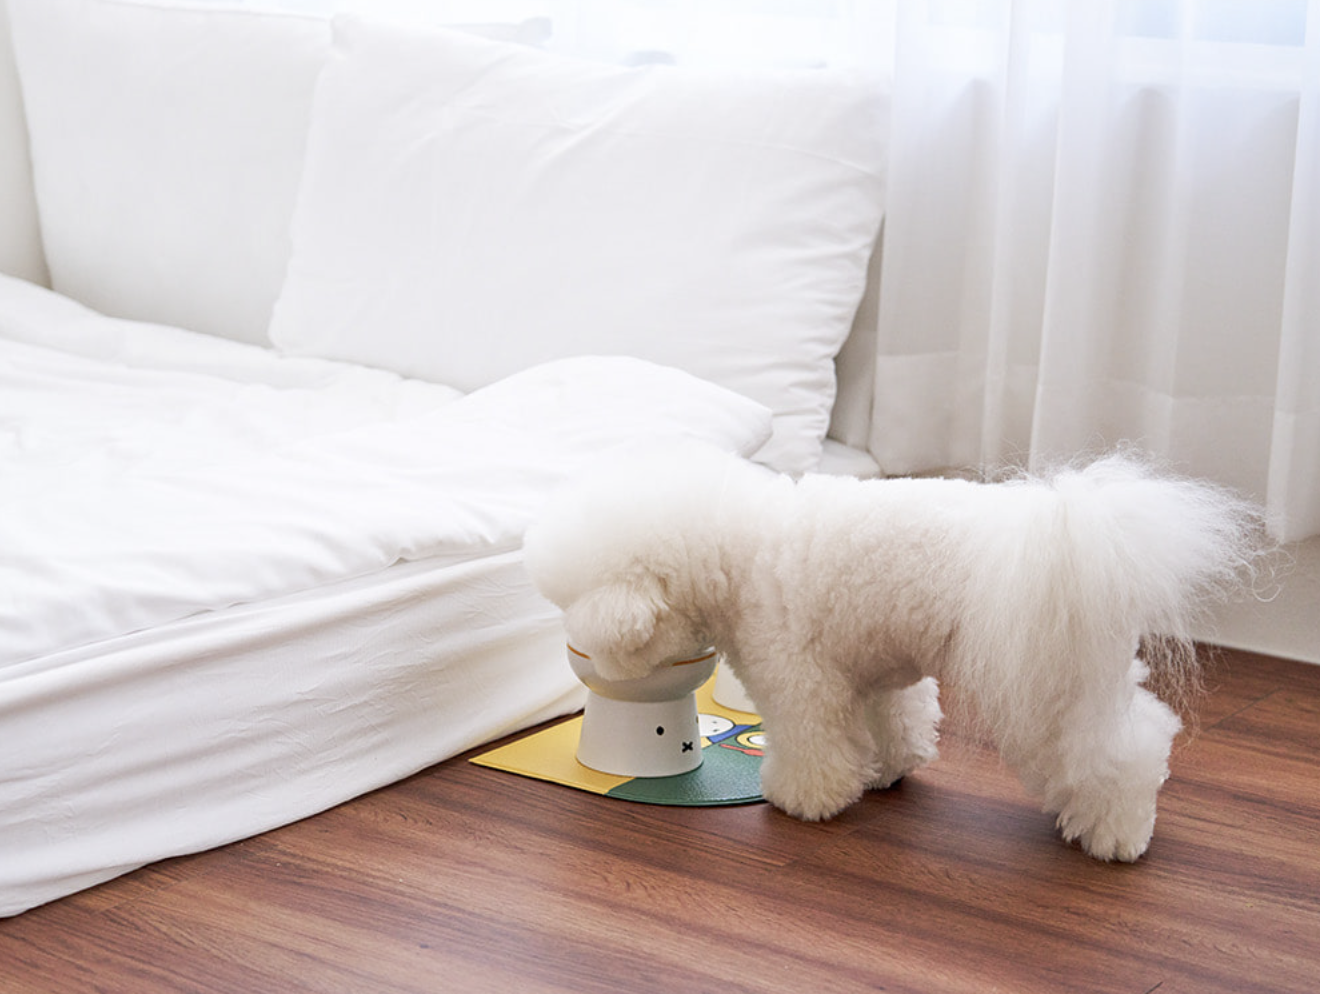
472 675 766 807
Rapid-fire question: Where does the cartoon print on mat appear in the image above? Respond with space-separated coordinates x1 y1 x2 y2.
700 713 764 756
721 729 766 758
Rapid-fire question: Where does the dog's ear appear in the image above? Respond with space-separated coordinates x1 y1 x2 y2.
564 573 665 680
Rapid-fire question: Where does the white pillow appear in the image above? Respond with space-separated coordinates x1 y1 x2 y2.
270 16 887 473
8 0 331 345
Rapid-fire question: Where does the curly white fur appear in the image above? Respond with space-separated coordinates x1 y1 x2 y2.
523 444 1262 861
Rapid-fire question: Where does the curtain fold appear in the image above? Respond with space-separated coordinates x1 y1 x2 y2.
871 0 1319 542
1269 0 1320 539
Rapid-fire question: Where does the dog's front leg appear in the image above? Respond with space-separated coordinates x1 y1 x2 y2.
753 670 874 822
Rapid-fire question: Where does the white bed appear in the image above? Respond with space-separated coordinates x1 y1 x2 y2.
0 275 773 914
0 1 888 915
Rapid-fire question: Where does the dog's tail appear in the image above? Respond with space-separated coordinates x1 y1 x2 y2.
951 454 1265 747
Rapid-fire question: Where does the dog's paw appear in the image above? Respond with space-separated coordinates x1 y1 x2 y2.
760 758 861 822
1056 799 1157 863
762 782 857 822
867 749 938 792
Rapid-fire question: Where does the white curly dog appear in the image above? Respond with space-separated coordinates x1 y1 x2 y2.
523 444 1259 861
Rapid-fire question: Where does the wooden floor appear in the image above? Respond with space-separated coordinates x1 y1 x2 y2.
3 647 1318 993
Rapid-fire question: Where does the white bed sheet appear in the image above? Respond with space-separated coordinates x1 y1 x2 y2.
2 553 578 915
0 275 773 914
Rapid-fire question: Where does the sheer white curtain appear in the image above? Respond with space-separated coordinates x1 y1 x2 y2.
871 0 1320 542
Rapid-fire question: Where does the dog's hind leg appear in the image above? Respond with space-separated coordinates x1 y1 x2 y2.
864 677 943 790
1007 659 1183 862
1051 682 1182 862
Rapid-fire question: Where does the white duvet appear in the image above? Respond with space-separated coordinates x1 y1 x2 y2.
0 275 772 670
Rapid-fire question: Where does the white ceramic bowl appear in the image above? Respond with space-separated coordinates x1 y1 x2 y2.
567 644 718 777
566 644 718 702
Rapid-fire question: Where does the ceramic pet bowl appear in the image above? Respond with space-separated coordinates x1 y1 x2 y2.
567 644 718 778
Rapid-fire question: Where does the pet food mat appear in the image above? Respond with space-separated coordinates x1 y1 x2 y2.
472 676 765 806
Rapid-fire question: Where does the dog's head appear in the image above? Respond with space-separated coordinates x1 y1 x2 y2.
524 442 745 681
559 569 707 682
